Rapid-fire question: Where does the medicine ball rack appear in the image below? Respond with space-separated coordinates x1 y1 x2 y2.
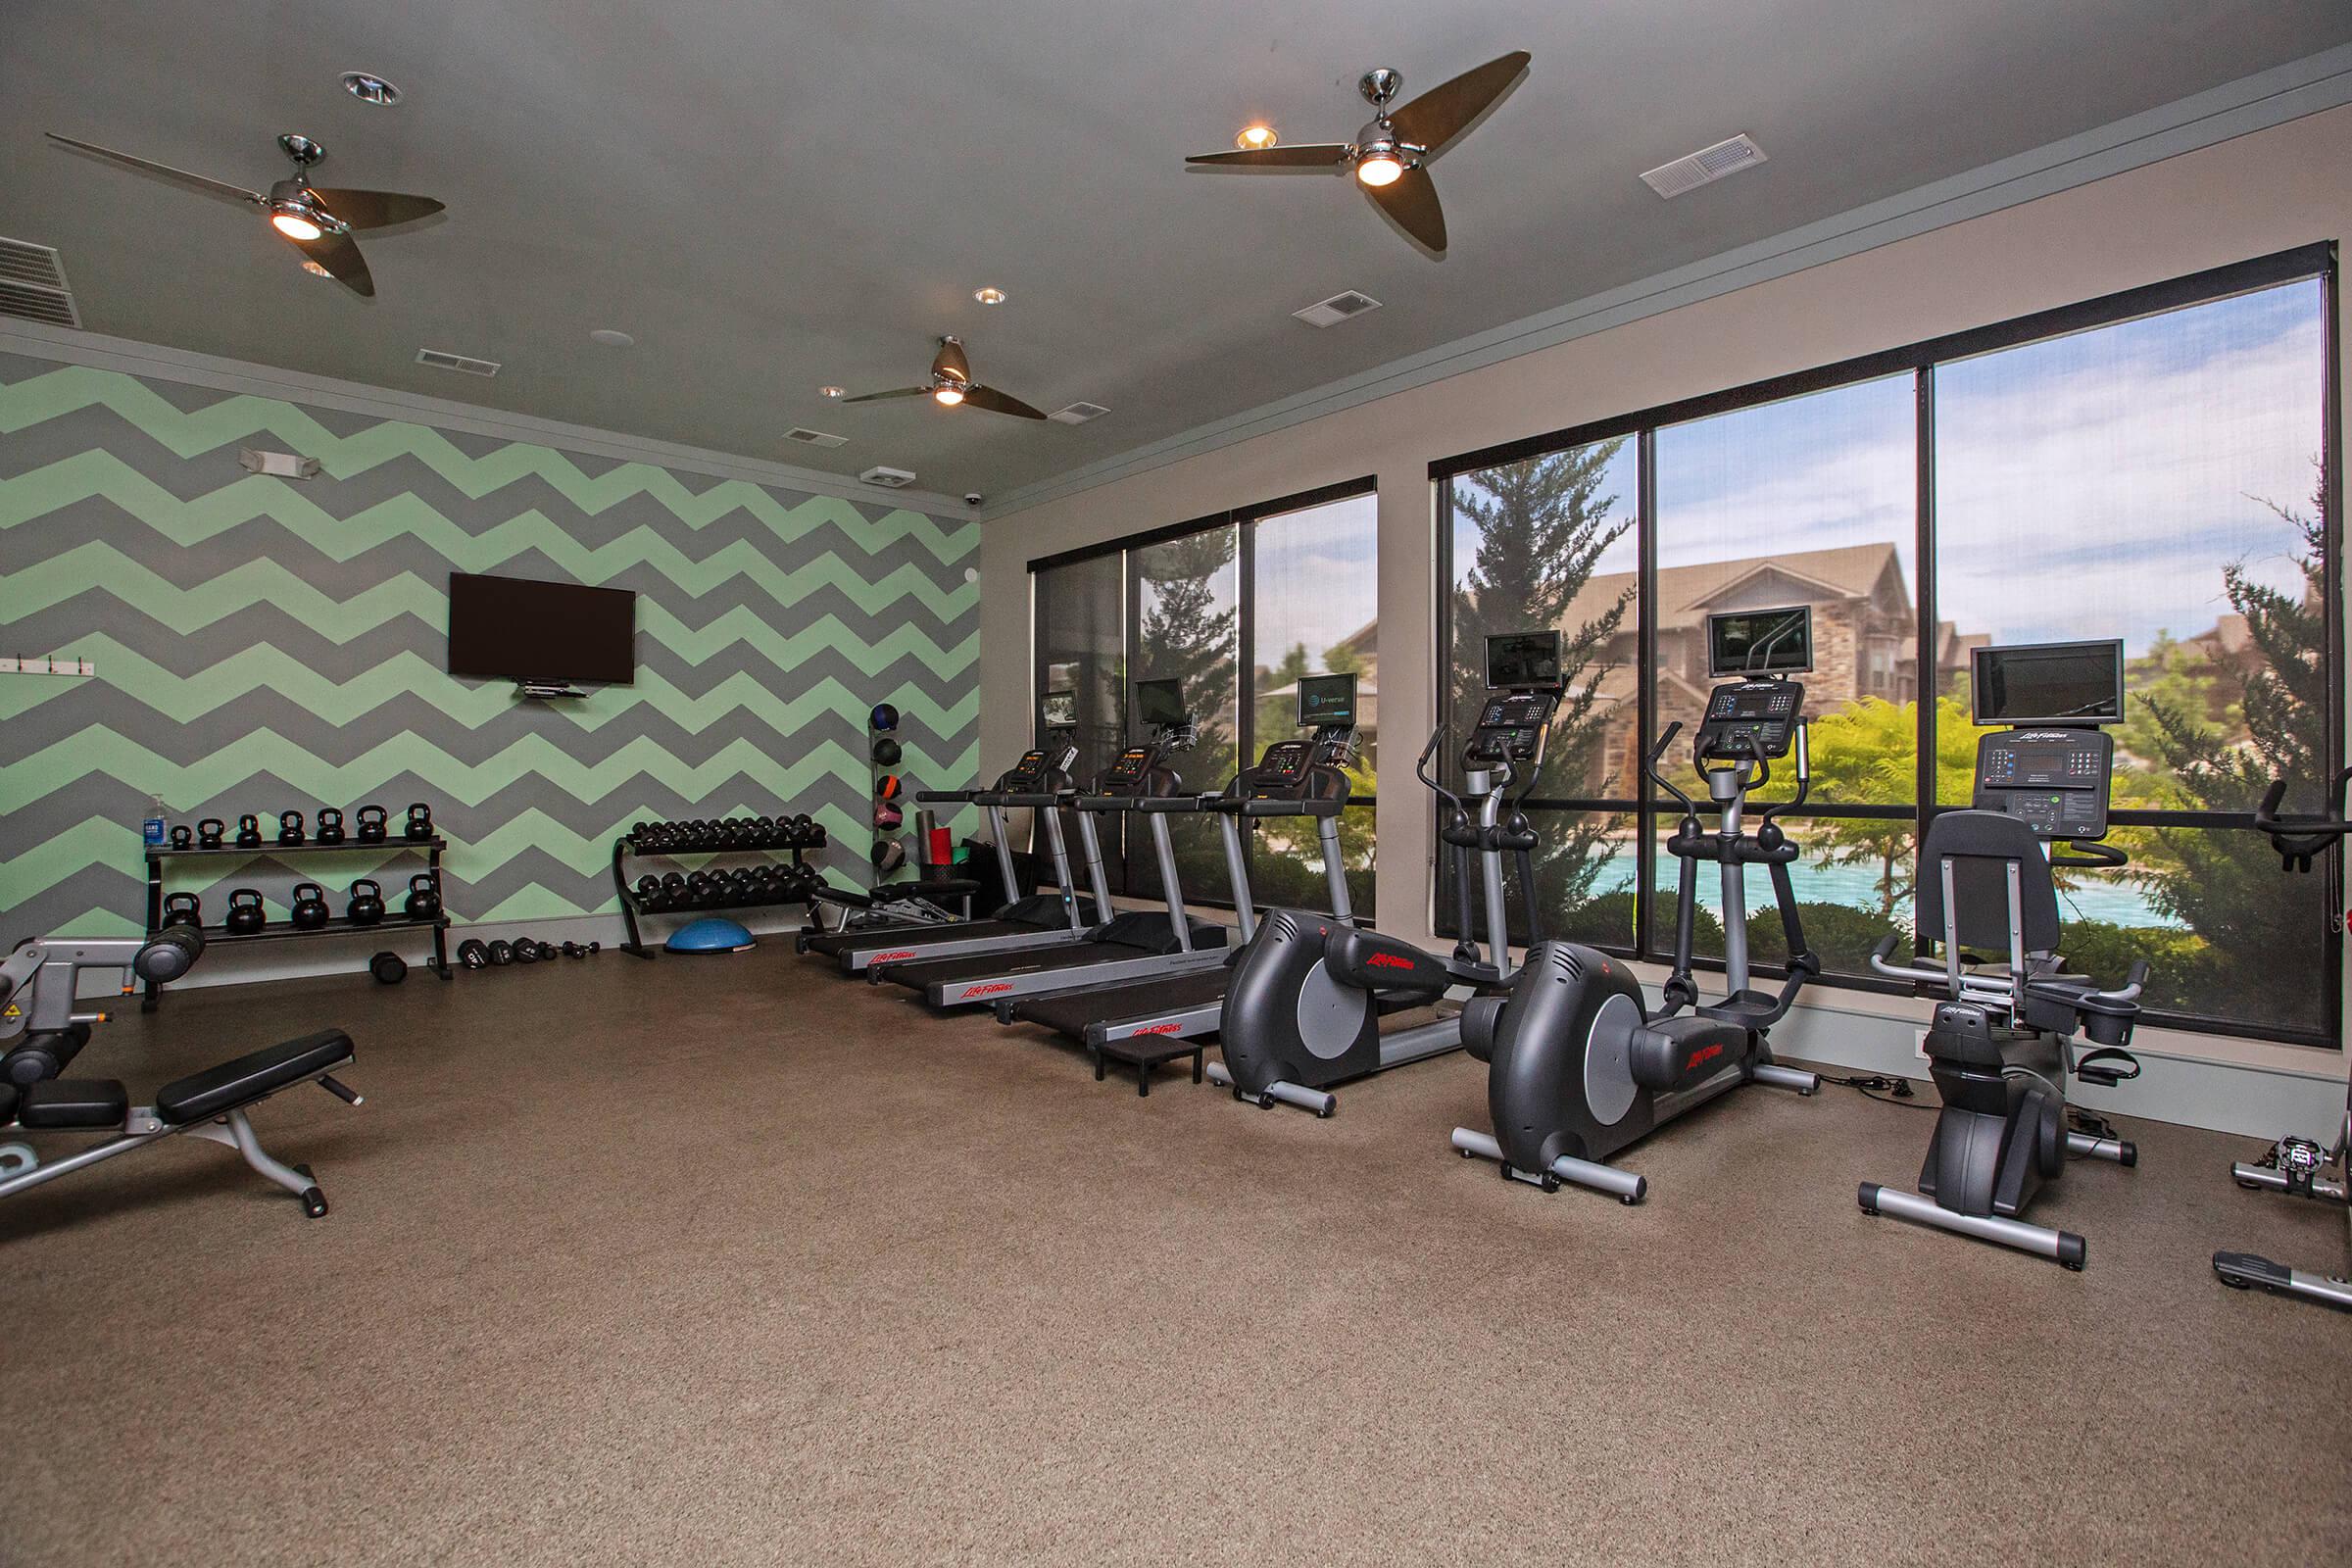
141 835 453 1009
612 816 830 958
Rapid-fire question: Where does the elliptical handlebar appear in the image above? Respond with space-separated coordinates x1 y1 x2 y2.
1417 725 1465 813
1646 722 1696 814
1758 723 1811 824
2254 765 2352 872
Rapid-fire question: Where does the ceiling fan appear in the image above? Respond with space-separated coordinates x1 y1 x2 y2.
843 336 1046 419
1184 50 1531 255
45 130 445 297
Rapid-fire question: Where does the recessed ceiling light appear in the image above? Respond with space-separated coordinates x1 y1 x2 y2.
1235 123 1279 151
973 286 1006 306
299 260 333 278
340 71 403 106
588 328 635 347
818 384 846 399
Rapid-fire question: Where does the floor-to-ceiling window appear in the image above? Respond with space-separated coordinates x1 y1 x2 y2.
1029 479 1379 919
1433 244 2338 1044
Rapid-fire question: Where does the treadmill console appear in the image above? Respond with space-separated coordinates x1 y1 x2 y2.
1466 692 1560 766
1974 728 2114 840
1696 678 1804 762
1243 734 1352 802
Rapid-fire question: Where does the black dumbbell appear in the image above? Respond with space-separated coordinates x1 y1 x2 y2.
290 883 330 929
635 873 667 912
405 873 442 921
369 951 407 985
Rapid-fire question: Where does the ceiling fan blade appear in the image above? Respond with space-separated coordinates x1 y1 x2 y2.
1184 144 1352 169
932 339 972 383
842 386 934 404
1388 50 1532 156
283 226 375 296
963 385 1048 420
307 187 445 230
1366 164 1446 254
45 132 265 207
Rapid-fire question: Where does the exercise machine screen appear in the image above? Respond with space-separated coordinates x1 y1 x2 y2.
1298 673 1357 727
1486 631 1565 693
1040 690 1078 729
1972 640 2124 727
1706 606 1813 677
1133 677 1186 730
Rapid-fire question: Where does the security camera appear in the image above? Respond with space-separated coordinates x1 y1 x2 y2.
964 492 985 508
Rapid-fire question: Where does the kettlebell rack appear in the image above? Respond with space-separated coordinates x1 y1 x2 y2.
141 834 453 1008
612 815 830 959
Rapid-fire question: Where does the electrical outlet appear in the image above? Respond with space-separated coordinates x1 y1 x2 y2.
0 656 17 673
1914 1027 1932 1062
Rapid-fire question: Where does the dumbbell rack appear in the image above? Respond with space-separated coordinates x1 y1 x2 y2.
611 822 830 959
141 836 453 1010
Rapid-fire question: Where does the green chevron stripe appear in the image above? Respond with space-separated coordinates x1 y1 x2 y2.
30 906 143 941
2 726 983 815
0 461 976 616
0 637 982 736
0 368 977 564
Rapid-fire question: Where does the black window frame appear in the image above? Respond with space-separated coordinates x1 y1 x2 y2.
1432 242 2341 1047
1028 474 1382 916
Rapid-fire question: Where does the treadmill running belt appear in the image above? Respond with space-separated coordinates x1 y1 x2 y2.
804 917 1033 957
877 939 1160 991
1011 968 1228 1041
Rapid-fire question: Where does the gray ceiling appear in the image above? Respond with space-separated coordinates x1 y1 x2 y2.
5 1 2348 503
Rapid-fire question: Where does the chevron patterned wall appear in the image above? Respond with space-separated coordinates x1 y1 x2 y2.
0 350 979 945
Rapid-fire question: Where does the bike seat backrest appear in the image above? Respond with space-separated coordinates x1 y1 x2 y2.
1916 809 2061 960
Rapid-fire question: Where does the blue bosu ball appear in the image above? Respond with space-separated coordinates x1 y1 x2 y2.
665 916 756 954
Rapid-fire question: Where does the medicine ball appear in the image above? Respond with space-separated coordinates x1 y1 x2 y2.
870 837 907 875
874 801 904 831
870 703 900 732
871 736 902 766
874 773 903 801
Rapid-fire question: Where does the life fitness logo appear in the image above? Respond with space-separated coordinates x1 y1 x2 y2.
1364 953 1414 971
1129 1022 1183 1036
1685 1043 1724 1071
959 982 1013 1000
874 951 916 963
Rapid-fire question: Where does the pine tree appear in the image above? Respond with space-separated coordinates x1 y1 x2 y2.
1133 531 1240 893
1447 440 1635 939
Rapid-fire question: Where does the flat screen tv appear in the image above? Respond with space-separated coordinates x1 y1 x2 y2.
1706 606 1813 677
447 572 636 684
1133 677 1188 729
1040 690 1079 729
1487 631 1564 692
1297 673 1358 727
1972 639 2125 726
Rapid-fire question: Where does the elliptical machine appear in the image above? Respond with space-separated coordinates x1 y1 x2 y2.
1860 639 2144 1270
2212 767 2352 1310
1450 607 1822 1200
1208 633 1561 1116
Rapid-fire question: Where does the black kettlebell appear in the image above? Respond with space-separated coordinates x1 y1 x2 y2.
225 889 267 934
369 951 408 985
197 817 225 850
405 803 434 842
235 813 264 849
404 873 442 921
316 808 347 845
278 809 306 847
290 882 330 929
347 878 385 926
164 890 202 926
169 824 193 851
457 938 490 970
485 939 515 966
355 805 389 844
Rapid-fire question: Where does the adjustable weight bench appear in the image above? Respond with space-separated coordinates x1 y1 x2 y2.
0 925 363 1222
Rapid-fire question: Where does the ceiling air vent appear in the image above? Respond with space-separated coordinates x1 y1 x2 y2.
1293 289 1383 328
416 347 502 376
0 237 78 327
783 426 850 448
1049 401 1110 425
1640 133 1768 199
858 465 917 488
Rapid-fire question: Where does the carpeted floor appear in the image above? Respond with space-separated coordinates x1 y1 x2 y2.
2 947 2347 1566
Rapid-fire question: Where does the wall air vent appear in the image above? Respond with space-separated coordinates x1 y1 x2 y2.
416 347 502 376
1049 401 1111 424
1640 133 1768 199
0 238 78 327
858 466 917 488
1293 289 1383 328
783 427 850 448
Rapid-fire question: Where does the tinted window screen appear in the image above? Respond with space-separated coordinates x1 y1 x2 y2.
447 572 635 683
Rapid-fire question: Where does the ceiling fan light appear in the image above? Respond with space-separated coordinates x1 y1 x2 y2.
270 209 323 241
933 385 965 407
1355 153 1403 188
1235 122 1278 150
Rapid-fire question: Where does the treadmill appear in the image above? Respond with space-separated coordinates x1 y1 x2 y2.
871 678 1231 1010
1005 673 1364 1052
797 692 1113 974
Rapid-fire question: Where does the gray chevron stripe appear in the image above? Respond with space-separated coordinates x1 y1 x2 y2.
2 405 966 554
2 684 974 772
3 503 975 612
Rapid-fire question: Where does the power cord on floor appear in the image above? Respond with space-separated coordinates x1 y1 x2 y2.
1822 1072 1933 1109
